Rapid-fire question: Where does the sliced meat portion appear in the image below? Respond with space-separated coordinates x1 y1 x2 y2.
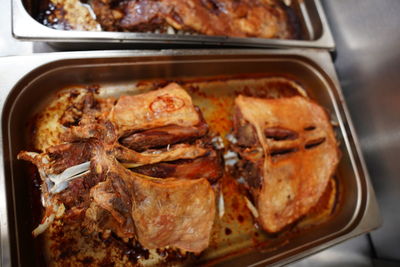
162 0 295 38
19 83 222 250
132 150 223 183
131 176 214 253
60 87 117 144
119 0 166 31
114 142 208 167
110 83 200 134
120 120 208 151
85 144 215 253
233 95 339 233
17 141 104 235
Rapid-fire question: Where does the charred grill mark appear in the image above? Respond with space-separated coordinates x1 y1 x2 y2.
304 125 316 131
270 147 299 157
305 137 326 150
264 127 298 141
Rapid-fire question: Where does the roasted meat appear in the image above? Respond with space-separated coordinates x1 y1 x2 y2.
114 0 298 38
19 140 216 253
233 95 339 233
132 149 223 183
18 141 100 235
18 83 222 254
114 142 209 167
110 83 201 134
42 0 300 39
119 117 208 151
85 144 215 253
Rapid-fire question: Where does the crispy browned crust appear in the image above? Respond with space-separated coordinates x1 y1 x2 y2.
234 95 340 233
41 0 301 39
19 83 221 258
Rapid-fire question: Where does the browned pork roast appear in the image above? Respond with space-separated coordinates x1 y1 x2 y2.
232 95 339 233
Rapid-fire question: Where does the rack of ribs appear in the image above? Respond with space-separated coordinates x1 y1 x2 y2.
232 95 339 233
18 83 222 253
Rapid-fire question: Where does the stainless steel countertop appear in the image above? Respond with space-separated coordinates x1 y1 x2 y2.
1 0 400 266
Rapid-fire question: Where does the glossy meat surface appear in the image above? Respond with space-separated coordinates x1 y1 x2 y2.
120 119 208 151
83 0 299 39
234 95 339 233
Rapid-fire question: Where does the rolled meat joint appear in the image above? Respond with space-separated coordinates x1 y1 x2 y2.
18 83 223 253
233 95 340 233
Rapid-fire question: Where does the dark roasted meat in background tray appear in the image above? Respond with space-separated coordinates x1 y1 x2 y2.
38 0 301 39
17 83 223 264
232 95 340 233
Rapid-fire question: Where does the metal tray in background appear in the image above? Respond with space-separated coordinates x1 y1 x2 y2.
12 0 335 49
0 50 378 267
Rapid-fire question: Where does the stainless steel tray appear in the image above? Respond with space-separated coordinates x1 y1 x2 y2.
0 49 378 266
12 0 335 49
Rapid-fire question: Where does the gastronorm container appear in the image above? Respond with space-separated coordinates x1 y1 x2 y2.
0 49 379 266
12 0 335 50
